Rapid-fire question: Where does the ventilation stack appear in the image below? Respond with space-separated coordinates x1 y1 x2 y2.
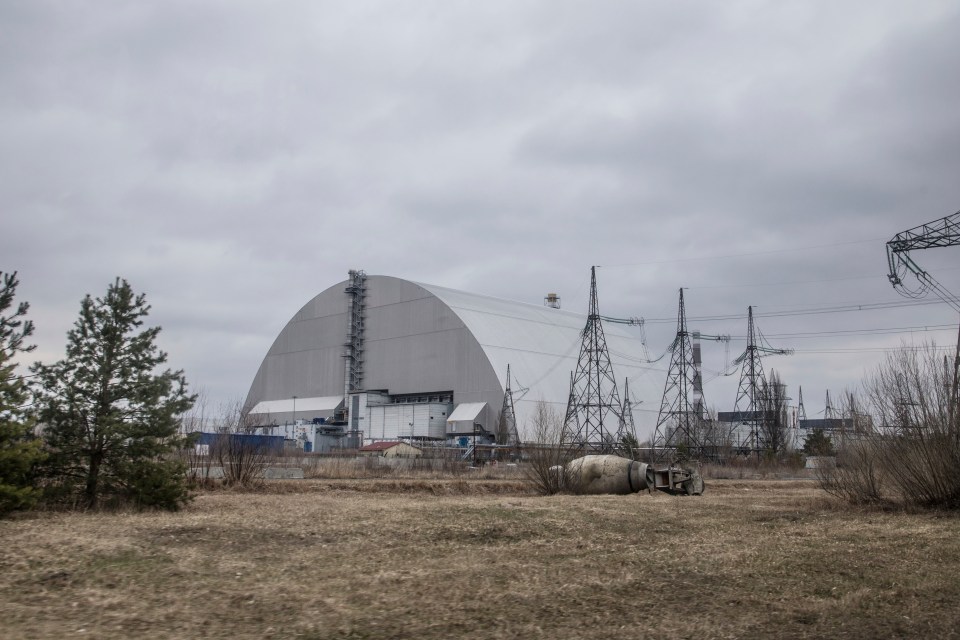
343 269 367 445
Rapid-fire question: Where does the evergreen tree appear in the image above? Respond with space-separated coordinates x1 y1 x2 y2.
0 271 45 515
33 278 195 510
803 429 834 457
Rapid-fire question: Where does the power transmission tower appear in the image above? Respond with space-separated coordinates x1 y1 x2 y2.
886 209 960 427
562 266 625 454
797 386 808 422
621 377 638 454
796 386 808 450
653 289 712 461
497 364 521 448
732 306 792 454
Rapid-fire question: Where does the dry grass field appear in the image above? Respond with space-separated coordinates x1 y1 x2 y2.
2 478 958 639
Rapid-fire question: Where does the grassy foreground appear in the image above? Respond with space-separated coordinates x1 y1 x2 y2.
1 479 958 639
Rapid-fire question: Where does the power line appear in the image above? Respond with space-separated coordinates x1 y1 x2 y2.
638 298 945 324
731 323 959 340
601 237 887 268
688 265 960 291
792 344 957 355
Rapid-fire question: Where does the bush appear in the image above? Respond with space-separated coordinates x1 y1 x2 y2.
522 401 577 494
122 459 193 509
818 342 960 509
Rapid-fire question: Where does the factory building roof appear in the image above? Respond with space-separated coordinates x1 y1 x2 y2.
446 402 487 423
248 395 343 417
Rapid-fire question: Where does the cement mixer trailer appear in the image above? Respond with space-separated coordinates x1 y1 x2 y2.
566 454 705 496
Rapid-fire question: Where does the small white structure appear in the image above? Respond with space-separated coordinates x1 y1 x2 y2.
446 402 488 436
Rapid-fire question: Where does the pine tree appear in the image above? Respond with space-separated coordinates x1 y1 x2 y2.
803 429 834 457
33 278 195 510
0 271 45 515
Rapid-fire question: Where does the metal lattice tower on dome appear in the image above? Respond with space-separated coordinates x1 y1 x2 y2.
562 266 625 454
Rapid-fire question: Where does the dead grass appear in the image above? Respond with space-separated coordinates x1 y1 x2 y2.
2 478 958 639
293 455 526 481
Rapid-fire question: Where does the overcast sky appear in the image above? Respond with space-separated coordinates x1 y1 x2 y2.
3 1 959 436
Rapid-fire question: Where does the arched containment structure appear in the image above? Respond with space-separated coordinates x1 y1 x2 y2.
243 275 653 444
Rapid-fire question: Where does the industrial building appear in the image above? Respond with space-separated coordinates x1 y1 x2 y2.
243 271 652 449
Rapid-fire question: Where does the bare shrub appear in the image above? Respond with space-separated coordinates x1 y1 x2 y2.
760 370 791 456
178 391 218 488
214 403 274 487
818 342 960 509
817 438 886 505
522 400 575 495
180 399 274 488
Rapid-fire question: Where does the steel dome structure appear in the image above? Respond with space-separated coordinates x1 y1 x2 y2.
243 274 653 443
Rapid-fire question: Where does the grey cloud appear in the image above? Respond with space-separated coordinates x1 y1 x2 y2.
2 1 958 420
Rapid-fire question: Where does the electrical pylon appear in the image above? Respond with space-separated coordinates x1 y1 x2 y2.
795 386 808 450
797 386 808 422
562 266 625 454
497 364 520 447
652 289 711 461
732 306 792 453
621 377 638 452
